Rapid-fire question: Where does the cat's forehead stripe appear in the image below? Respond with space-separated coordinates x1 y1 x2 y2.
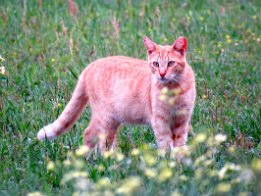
156 46 172 60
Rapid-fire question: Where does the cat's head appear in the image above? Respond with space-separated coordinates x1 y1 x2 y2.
143 36 188 83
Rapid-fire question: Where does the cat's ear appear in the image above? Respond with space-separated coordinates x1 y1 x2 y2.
172 36 188 56
143 36 156 55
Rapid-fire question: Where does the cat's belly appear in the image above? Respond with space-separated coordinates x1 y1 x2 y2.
114 107 151 125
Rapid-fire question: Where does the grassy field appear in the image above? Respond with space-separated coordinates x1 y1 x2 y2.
0 0 260 195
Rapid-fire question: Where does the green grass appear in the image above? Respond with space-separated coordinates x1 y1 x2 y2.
0 0 260 195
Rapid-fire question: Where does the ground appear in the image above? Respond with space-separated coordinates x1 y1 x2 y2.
0 0 260 195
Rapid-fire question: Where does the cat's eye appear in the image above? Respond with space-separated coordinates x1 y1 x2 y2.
168 61 175 67
153 62 159 67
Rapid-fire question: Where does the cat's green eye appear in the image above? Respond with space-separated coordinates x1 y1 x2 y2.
168 61 175 67
153 62 159 67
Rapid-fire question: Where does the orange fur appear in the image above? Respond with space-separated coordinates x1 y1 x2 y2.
37 36 196 154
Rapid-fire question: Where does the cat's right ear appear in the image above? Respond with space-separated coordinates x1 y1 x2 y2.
143 36 156 55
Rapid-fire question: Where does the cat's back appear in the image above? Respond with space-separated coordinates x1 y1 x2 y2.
85 56 149 75
83 55 151 90
82 56 152 124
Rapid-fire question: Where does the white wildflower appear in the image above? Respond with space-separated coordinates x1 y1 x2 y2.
0 66 5 74
214 134 227 144
27 192 45 196
0 55 5 61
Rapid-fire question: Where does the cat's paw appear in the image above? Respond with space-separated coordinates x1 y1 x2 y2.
170 145 190 161
37 124 56 141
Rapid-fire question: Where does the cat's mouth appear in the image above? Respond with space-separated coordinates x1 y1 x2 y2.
158 78 170 83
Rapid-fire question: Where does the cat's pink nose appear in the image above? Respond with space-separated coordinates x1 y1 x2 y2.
159 72 166 78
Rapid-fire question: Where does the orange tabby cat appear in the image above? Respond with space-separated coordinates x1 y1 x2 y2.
38 36 196 154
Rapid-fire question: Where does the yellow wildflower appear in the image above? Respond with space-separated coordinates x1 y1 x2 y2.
97 177 111 188
143 154 156 166
159 94 167 101
74 160 84 169
193 133 207 144
103 150 112 159
168 98 175 105
131 148 140 156
158 168 172 181
47 161 55 171
172 87 182 95
226 39 232 44
98 133 107 140
116 177 141 195
62 171 88 184
161 87 169 94
195 168 203 180
97 165 105 172
216 183 231 193
251 159 261 171
144 168 157 178
171 191 182 196
63 159 71 166
116 152 124 162
75 146 89 156
239 193 249 196
180 175 187 181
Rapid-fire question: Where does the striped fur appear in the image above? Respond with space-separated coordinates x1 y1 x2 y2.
37 36 196 154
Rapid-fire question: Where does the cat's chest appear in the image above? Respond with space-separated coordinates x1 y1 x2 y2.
151 90 190 116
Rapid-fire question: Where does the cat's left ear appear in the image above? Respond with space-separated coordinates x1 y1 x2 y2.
172 36 188 56
143 36 157 55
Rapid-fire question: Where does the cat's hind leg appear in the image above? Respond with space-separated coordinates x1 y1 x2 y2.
83 117 119 155
97 119 120 154
83 118 100 149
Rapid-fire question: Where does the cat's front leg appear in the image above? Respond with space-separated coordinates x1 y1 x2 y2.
171 122 189 147
170 122 190 160
152 117 173 155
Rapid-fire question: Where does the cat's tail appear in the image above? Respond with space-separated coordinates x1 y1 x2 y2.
37 71 88 141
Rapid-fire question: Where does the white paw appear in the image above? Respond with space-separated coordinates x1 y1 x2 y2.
37 124 56 141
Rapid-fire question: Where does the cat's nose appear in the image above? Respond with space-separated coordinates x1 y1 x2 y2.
159 72 166 78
